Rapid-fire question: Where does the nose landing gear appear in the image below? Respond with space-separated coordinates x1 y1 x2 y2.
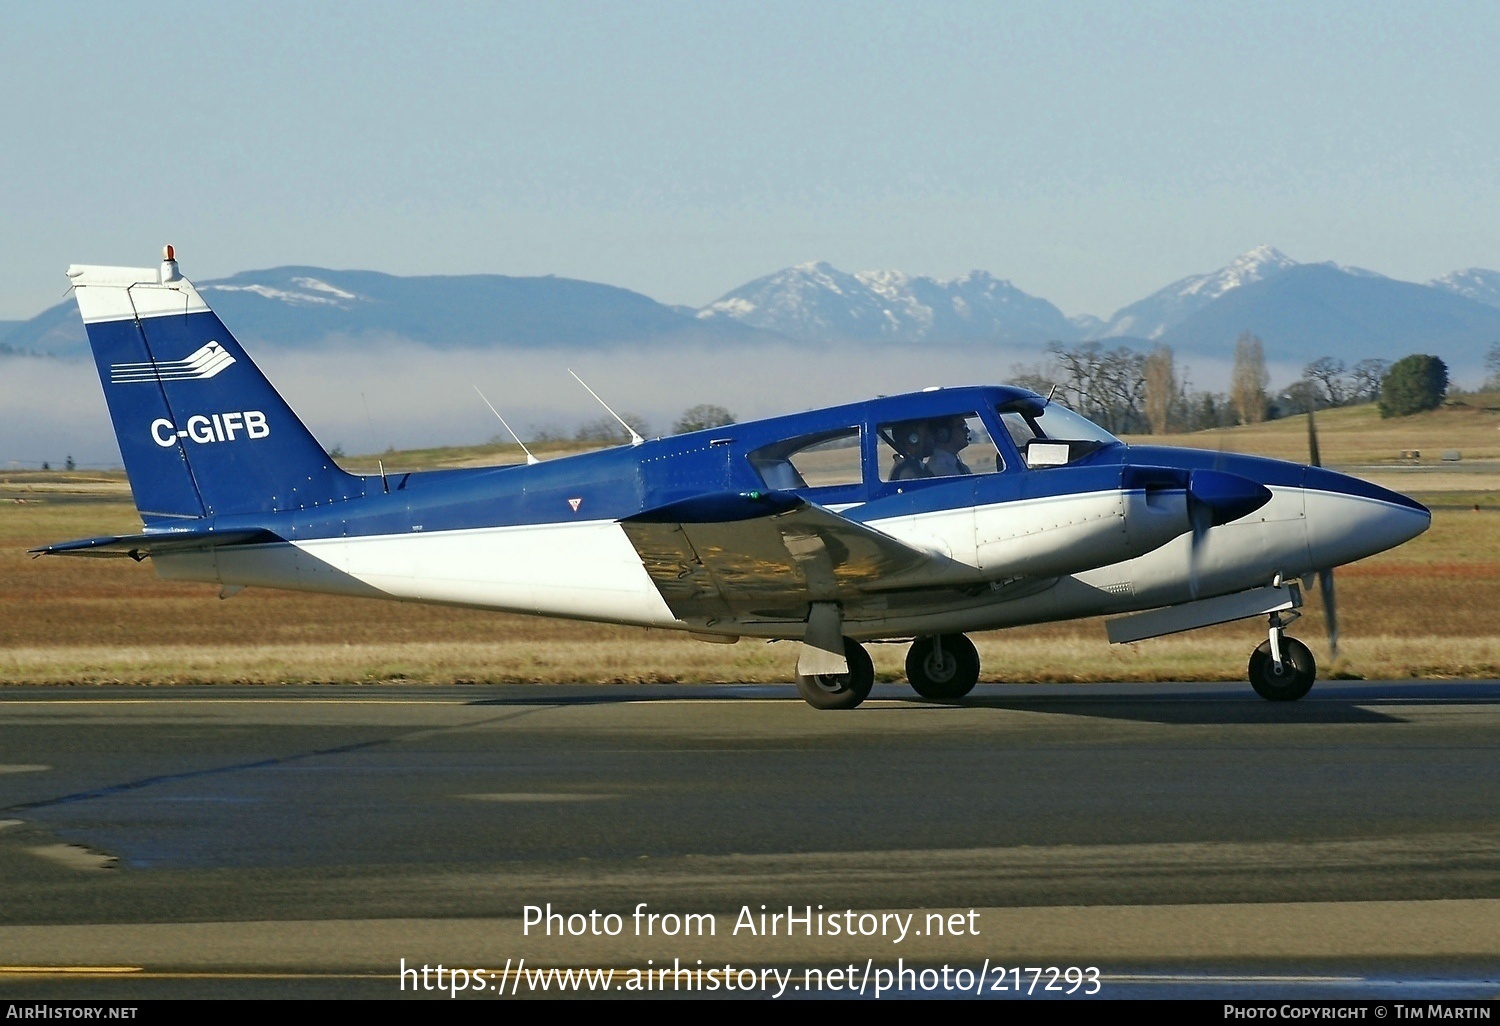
1248 609 1317 701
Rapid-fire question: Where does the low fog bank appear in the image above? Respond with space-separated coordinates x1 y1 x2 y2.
3 338 1051 469
0 355 115 468
0 336 1393 472
261 335 1063 453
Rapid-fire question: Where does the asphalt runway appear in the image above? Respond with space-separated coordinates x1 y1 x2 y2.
1 680 1498 1000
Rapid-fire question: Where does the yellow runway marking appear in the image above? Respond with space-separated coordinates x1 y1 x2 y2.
0 699 482 706
0 966 142 974
1 967 383 980
1108 973 1361 983
459 792 619 802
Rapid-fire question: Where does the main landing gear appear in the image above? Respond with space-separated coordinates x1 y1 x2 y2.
795 637 875 710
794 632 985 709
906 634 981 701
1248 609 1317 701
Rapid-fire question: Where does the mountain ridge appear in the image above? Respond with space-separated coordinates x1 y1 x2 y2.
4 266 790 359
5 249 1498 373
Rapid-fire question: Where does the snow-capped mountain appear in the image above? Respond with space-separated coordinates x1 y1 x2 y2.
697 262 895 340
201 274 369 309
1157 262 1500 366
7 267 780 359
1099 245 1298 340
697 261 1078 344
1430 268 1500 309
8 251 1500 375
1068 313 1106 337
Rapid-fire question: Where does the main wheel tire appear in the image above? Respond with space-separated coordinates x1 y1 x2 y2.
906 633 980 700
795 637 875 710
1248 637 1316 701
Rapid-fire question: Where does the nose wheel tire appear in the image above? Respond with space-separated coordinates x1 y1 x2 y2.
906 633 981 700
796 637 875 710
1248 637 1316 701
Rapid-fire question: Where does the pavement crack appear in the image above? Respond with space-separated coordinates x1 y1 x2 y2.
0 707 549 814
0 737 391 814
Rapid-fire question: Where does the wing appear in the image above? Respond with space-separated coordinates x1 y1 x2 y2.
620 491 972 622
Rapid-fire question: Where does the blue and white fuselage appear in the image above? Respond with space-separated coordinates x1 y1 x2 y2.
40 253 1430 707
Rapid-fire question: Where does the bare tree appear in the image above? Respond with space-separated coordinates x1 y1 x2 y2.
1349 358 1389 404
1486 344 1500 391
672 404 736 434
1281 379 1323 415
1045 341 1148 434
1006 361 1057 398
1302 356 1347 407
575 413 650 444
1230 332 1270 425
1142 345 1178 434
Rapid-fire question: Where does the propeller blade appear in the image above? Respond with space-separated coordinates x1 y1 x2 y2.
1308 401 1336 657
1319 568 1339 659
1307 403 1322 468
1187 498 1213 600
1181 469 1268 601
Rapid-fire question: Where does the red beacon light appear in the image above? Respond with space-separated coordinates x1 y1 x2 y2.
160 244 181 284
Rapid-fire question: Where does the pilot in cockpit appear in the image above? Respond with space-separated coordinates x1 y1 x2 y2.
924 415 972 477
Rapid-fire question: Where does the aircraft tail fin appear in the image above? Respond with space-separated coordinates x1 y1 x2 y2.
68 249 362 523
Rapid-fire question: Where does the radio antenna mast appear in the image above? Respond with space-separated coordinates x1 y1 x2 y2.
361 391 389 492
568 369 644 446
474 386 539 465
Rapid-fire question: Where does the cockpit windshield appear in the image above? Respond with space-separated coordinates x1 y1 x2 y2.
996 397 1120 469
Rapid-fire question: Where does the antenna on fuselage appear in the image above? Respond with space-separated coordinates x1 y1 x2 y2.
361 391 389 493
473 386 540 465
568 369 644 446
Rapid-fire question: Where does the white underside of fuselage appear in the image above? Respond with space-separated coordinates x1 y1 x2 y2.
153 485 1425 641
160 520 681 628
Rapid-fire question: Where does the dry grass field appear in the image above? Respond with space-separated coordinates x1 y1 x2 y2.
3 401 1498 688
1120 394 1500 465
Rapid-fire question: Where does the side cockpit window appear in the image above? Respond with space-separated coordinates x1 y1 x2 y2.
749 427 862 490
996 398 1120 469
877 413 1001 483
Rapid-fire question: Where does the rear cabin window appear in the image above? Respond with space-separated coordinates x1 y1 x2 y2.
877 413 1002 483
749 427 863 490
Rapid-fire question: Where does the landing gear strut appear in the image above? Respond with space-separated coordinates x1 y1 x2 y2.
795 636 874 710
906 633 980 701
1248 609 1316 701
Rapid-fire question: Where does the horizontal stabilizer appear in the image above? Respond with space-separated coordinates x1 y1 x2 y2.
31 528 280 561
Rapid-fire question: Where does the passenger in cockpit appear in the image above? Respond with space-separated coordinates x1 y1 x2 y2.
925 415 972 477
890 421 933 480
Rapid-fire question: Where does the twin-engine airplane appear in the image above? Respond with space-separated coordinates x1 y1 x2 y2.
37 249 1431 709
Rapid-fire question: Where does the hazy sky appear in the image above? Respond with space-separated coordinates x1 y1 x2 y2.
5 1 1500 321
